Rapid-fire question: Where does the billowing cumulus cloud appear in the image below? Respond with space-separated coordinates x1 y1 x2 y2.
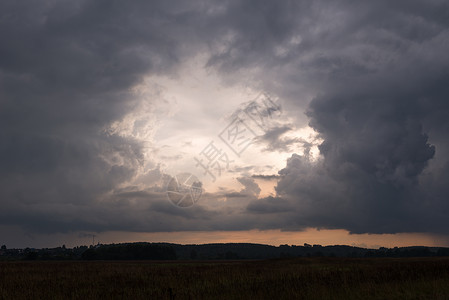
0 0 195 232
246 0 449 234
1 0 449 244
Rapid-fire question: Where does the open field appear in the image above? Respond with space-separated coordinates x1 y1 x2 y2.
1 257 449 299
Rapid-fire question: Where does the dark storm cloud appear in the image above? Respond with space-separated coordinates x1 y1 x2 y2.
247 196 293 214
255 125 313 153
236 177 261 197
243 0 449 234
1 0 449 237
0 0 207 233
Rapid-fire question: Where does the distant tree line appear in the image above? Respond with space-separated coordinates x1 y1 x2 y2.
81 243 177 260
2 242 449 261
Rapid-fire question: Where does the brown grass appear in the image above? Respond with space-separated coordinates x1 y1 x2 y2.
1 257 449 299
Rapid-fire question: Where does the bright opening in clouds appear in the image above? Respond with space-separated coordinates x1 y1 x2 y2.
1 0 449 248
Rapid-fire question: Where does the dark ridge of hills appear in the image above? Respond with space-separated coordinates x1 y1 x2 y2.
2 242 449 261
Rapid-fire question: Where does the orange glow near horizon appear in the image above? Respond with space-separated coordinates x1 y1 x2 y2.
91 228 449 249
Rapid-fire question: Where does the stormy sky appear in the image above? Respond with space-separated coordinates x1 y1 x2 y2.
1 0 449 248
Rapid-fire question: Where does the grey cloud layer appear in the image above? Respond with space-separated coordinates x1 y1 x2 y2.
245 0 449 234
0 0 197 231
1 0 449 236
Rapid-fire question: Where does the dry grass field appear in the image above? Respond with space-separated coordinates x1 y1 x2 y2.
1 257 449 299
